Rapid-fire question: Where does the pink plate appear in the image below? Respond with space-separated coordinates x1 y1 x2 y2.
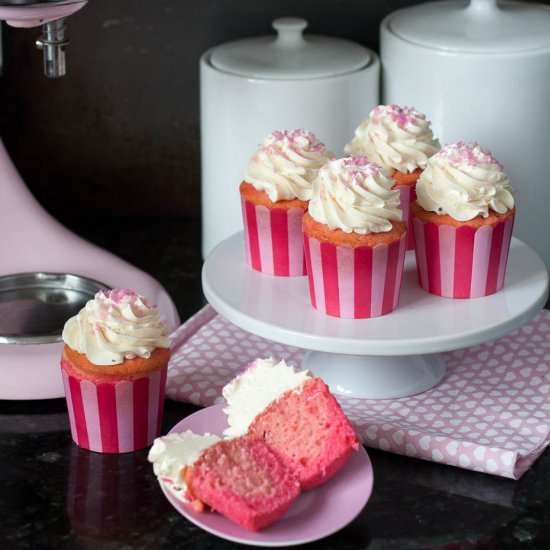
160 404 374 547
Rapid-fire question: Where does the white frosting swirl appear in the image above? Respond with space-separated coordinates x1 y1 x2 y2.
244 129 333 202
416 142 515 221
62 288 171 365
345 104 440 173
308 156 402 234
222 357 312 438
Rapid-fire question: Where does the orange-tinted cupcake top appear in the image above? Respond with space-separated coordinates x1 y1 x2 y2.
63 345 170 381
391 168 422 187
412 201 515 229
303 212 406 247
239 182 308 211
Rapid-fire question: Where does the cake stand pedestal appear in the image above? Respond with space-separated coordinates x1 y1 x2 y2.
202 232 548 399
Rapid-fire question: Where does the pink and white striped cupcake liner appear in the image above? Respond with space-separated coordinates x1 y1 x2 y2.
303 232 407 318
241 197 306 276
394 183 417 251
61 360 167 453
412 214 514 298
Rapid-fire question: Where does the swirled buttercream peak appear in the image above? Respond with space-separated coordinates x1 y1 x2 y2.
62 288 171 365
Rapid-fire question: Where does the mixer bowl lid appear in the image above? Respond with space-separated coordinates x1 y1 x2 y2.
0 272 107 345
210 17 372 80
385 0 550 54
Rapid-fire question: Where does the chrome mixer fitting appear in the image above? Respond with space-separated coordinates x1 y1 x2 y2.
35 18 68 78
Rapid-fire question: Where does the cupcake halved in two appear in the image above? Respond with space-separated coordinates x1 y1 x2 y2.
149 357 359 531
412 142 515 298
240 129 333 276
303 156 407 318
345 104 440 250
61 288 171 453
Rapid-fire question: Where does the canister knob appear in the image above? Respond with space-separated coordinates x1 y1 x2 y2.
272 17 307 48
468 0 497 15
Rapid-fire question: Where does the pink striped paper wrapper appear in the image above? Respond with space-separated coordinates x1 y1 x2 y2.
61 359 167 453
241 197 306 276
413 213 514 298
303 232 407 318
394 183 417 251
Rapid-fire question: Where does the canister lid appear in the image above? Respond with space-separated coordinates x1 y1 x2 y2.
386 0 550 54
209 17 371 79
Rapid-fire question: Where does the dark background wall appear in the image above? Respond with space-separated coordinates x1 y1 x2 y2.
0 0 419 224
0 0 544 225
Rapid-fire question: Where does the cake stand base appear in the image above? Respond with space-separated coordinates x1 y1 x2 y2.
301 351 446 399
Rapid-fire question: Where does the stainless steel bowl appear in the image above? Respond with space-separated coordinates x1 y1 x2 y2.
0 272 108 345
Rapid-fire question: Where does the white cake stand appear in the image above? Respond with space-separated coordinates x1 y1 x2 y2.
202 232 549 399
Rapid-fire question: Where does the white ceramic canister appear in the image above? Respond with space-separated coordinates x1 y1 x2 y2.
200 17 379 257
381 0 550 272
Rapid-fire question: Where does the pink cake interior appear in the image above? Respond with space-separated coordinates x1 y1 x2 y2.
248 378 360 490
187 435 300 531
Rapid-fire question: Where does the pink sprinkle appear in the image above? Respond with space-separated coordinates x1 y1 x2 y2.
260 129 327 156
342 155 380 176
371 104 426 129
344 155 369 167
435 142 503 170
270 130 286 141
289 129 309 141
108 288 138 304
96 287 154 308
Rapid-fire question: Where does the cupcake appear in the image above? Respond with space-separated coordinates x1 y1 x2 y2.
303 156 407 318
61 288 171 453
240 129 333 276
412 142 515 298
345 104 440 250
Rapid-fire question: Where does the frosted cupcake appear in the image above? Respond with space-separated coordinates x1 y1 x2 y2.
240 129 333 276
412 142 515 298
345 104 440 249
303 156 407 318
61 288 171 453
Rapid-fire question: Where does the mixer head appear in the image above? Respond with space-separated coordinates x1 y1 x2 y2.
0 0 88 77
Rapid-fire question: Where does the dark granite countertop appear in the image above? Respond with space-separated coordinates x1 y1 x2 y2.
2 218 549 549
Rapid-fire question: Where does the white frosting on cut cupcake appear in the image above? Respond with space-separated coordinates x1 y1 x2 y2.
222 357 312 438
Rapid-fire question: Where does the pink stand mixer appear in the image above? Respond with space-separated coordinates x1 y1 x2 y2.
0 0 179 399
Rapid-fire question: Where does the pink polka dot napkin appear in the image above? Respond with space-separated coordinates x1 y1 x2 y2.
166 305 550 479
